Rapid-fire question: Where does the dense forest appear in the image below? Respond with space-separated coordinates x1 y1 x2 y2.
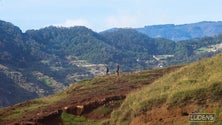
1 20 222 107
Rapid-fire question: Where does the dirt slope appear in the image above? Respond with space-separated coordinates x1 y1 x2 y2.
0 66 181 125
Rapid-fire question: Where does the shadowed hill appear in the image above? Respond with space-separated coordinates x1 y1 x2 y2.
0 21 94 107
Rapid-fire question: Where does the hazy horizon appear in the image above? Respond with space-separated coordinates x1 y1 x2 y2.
1 0 222 32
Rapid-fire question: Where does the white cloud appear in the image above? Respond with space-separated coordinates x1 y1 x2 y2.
105 15 139 28
55 19 91 28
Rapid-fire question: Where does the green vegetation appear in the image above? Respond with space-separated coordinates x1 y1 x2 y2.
93 106 113 115
0 91 68 121
197 47 211 52
110 54 222 125
42 77 52 85
61 112 99 125
1 101 44 120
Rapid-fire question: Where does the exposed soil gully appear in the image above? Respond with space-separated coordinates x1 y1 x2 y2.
10 95 126 125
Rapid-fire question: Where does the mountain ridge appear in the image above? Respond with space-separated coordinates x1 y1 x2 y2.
136 21 222 41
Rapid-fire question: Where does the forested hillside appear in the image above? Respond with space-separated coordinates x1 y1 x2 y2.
1 20 222 107
0 21 94 107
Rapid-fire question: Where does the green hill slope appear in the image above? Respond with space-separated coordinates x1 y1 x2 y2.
110 54 222 125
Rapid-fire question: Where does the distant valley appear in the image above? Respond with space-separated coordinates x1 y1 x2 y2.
1 20 222 107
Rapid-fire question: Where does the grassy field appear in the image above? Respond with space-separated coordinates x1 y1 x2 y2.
195 43 222 54
110 54 222 125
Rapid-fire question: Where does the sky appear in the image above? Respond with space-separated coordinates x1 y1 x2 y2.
0 0 222 32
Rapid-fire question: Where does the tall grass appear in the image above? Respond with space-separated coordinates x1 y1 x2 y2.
110 54 222 125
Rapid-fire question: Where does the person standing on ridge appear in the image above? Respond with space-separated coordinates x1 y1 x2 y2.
116 64 120 76
106 66 109 75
